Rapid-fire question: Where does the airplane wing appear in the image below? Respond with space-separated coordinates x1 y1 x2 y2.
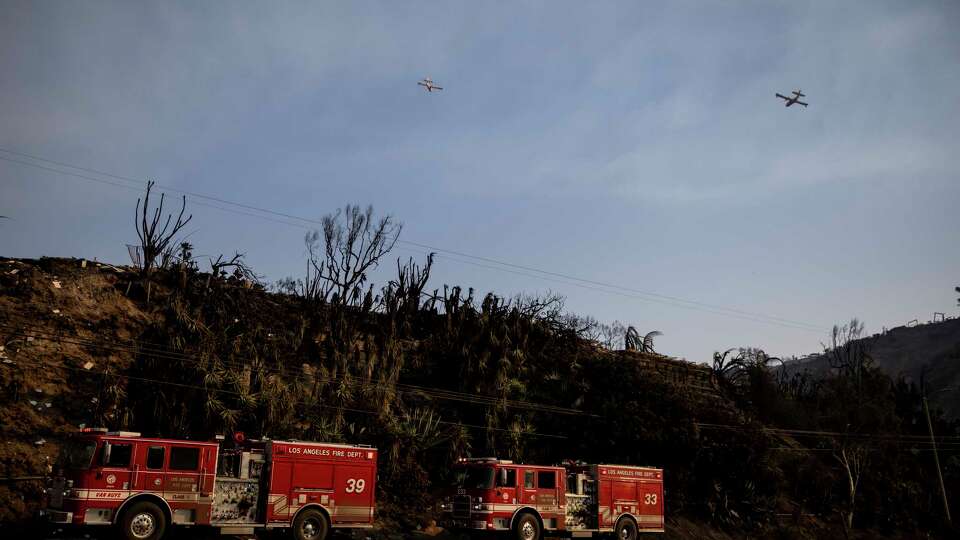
775 93 789 100
433 86 443 90
796 101 809 107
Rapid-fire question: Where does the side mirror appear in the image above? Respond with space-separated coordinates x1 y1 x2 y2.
103 441 112 465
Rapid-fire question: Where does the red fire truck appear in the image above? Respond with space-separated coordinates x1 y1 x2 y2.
439 458 664 540
44 428 377 540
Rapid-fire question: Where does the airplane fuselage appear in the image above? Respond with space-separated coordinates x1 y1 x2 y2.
418 79 442 92
776 92 808 107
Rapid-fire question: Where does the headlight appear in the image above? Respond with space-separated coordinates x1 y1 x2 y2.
473 503 482 511
439 503 450 511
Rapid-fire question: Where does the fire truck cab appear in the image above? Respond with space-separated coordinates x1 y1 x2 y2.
439 458 663 540
44 428 378 540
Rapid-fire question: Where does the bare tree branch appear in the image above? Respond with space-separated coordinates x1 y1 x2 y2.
133 181 192 301
302 204 401 305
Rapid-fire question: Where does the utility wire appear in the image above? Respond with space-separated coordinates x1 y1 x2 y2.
7 323 957 445
694 422 960 443
0 148 829 333
3 323 591 416
0 321 594 416
0 324 583 416
10 356 568 440
8 356 955 449
5 323 954 447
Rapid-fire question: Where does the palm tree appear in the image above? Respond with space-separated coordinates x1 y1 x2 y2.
624 326 662 353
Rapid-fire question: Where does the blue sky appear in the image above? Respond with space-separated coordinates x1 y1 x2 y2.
2 1 958 363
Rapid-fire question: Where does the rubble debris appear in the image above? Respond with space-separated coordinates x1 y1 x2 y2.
83 361 95 370
52 280 62 289
45 402 52 408
34 439 45 446
26 336 34 342
97 263 126 273
34 387 43 393
53 309 61 314
80 259 87 268
422 520 444 536
7 268 18 275
29 400 37 406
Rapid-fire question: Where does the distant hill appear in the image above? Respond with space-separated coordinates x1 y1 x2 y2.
786 318 960 418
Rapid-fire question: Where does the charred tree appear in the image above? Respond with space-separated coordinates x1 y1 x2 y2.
134 181 192 302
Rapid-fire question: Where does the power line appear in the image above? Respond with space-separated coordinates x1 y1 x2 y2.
0 323 584 415
6 322 955 448
10 355 569 440
0 154 310 230
0 321 594 417
768 447 960 453
9 355 956 449
694 422 960 444
0 148 830 333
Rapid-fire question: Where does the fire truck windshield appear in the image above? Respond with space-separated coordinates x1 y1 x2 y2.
62 440 97 470
452 466 494 489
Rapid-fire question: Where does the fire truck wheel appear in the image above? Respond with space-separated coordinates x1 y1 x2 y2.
513 513 541 540
292 508 329 540
120 501 167 540
615 516 638 540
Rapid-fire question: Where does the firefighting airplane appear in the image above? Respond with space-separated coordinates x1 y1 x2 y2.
776 90 809 107
417 77 443 92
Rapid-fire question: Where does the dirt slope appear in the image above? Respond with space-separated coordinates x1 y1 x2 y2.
0 257 155 523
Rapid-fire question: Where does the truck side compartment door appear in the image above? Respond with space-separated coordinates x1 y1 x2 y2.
268 460 294 523
332 465 375 523
637 480 664 530
290 462 334 518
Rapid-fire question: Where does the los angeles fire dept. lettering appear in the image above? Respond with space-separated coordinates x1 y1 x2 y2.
285 446 370 459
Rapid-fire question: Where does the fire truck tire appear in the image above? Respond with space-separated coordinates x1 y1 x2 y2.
513 512 541 540
615 516 638 540
292 508 329 540
119 501 167 540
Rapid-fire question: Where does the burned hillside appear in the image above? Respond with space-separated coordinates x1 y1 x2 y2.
1 242 957 538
